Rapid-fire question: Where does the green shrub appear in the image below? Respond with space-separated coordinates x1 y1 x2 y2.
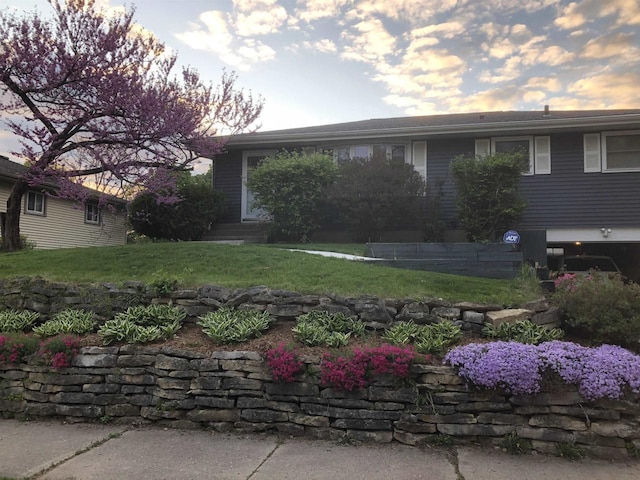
33 309 96 337
292 310 366 347
198 308 272 343
0 310 40 332
450 152 528 242
482 320 564 344
98 304 186 345
382 321 462 354
129 169 226 241
328 153 426 241
552 273 640 346
246 151 338 241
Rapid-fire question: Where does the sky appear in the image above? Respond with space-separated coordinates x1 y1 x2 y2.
1 0 640 161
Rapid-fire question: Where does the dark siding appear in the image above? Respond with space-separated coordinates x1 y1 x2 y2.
215 132 640 229
214 149 242 223
425 138 475 228
519 132 640 229
425 133 640 231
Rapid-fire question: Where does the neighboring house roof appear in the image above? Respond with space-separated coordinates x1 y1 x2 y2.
0 155 126 205
225 109 640 147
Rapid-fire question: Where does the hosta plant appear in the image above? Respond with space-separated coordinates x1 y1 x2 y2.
382 321 462 354
198 308 271 343
0 310 40 332
292 310 366 347
33 309 96 337
98 304 186 345
482 320 564 345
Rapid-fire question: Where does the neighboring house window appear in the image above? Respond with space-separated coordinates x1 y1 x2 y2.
602 131 640 172
85 203 100 224
476 136 551 175
25 191 45 215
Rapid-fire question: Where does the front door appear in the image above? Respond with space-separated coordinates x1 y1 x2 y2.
241 151 274 221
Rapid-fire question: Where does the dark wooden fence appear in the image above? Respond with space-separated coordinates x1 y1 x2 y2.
364 243 523 279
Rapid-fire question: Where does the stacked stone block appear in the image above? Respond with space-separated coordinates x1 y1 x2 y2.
1 346 638 458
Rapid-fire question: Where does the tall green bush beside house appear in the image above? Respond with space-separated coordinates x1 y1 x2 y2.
129 170 226 241
246 151 337 241
450 152 528 242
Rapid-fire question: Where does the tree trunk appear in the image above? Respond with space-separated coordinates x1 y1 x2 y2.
3 179 27 251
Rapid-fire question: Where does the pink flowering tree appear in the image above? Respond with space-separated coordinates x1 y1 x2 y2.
0 0 262 250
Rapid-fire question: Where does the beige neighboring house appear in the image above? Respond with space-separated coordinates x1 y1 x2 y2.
0 155 127 249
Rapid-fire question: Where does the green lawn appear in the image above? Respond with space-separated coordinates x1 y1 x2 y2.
0 242 539 305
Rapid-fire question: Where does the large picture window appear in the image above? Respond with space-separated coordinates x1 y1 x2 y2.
25 191 45 215
322 144 407 165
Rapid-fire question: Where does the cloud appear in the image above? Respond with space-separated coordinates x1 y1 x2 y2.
340 18 397 63
295 0 349 22
582 33 638 60
175 8 278 70
554 2 587 29
233 0 288 36
303 39 338 54
568 72 640 106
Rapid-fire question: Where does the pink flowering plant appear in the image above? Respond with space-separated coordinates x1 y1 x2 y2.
37 336 82 369
445 340 640 400
0 334 39 365
265 343 304 383
320 344 418 391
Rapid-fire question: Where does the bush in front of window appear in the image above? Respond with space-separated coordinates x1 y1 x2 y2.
246 151 338 242
327 152 426 242
450 152 528 242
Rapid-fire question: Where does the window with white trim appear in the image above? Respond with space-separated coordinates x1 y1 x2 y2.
85 203 100 224
602 131 640 172
322 144 408 165
25 191 45 215
475 136 551 175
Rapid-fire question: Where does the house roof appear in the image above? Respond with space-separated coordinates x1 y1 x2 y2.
225 109 640 147
0 155 126 204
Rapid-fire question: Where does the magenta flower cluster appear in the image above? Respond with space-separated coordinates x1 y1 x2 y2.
265 343 304 383
39 336 81 369
320 344 417 391
0 335 33 365
445 340 640 400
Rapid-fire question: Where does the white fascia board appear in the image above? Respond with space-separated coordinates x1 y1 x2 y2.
225 114 640 147
547 228 640 243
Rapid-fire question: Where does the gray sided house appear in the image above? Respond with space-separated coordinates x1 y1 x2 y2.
211 109 640 278
0 155 127 249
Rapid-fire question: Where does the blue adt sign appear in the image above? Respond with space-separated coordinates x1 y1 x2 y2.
503 230 520 244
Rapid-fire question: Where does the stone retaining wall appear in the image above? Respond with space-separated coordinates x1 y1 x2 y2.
0 277 561 331
1 346 639 458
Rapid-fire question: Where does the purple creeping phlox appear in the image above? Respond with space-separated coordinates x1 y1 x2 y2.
445 341 543 395
445 340 640 400
265 343 304 383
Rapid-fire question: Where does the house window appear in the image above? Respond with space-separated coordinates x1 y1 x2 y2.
602 131 640 172
323 144 408 164
85 204 100 224
478 136 551 175
25 191 45 215
492 136 534 174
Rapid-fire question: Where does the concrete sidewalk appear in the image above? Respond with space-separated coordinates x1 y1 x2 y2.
1 420 639 480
